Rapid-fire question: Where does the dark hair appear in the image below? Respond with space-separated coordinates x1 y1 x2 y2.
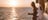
31 2 36 8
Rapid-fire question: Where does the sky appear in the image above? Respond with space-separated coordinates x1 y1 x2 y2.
0 0 35 7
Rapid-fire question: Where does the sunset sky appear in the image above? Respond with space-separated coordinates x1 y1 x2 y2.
0 0 35 7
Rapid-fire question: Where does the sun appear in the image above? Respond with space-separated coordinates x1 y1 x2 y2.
8 0 19 7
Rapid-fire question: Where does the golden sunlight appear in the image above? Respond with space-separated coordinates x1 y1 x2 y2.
0 0 33 7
